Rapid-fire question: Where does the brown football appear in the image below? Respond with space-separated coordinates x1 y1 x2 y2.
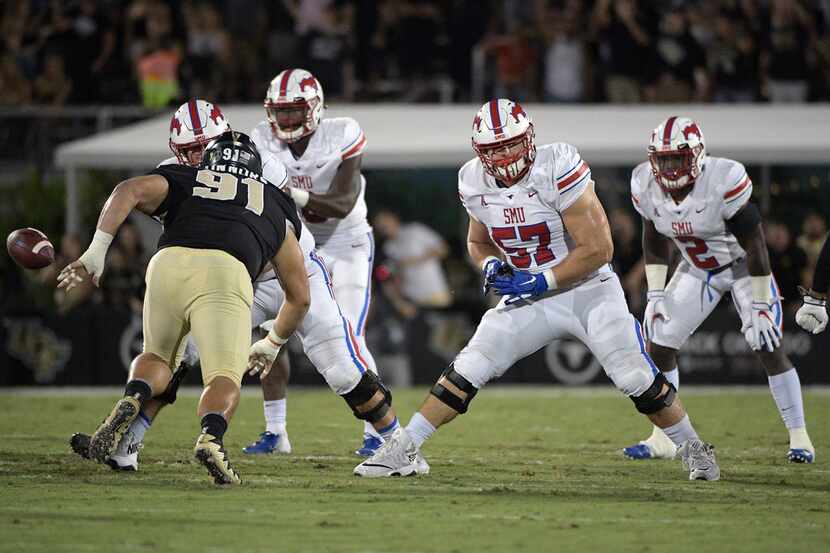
6 227 55 269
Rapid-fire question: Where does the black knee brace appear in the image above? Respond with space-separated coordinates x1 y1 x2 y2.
630 371 677 415
155 361 192 405
342 371 392 423
430 365 478 414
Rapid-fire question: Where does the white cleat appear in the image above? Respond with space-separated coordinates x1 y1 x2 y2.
353 427 430 478
623 425 678 460
679 439 720 481
107 433 141 471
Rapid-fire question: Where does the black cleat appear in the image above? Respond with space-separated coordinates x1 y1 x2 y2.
70 432 91 460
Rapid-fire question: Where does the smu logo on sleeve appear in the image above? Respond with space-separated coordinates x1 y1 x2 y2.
290 175 313 190
672 221 693 236
503 207 526 224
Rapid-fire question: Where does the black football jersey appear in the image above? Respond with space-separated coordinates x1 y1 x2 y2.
149 163 301 280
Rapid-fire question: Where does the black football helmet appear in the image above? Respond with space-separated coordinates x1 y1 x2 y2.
201 131 263 175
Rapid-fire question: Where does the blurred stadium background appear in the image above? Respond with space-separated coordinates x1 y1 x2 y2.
2 0 830 390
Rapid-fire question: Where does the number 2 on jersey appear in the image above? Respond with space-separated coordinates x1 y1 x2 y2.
490 222 555 268
194 169 264 215
675 236 719 269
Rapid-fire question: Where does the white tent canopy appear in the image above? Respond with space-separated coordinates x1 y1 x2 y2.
54 104 830 231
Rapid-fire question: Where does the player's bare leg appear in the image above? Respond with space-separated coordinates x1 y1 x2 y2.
243 351 292 454
757 348 815 463
623 343 681 460
86 352 172 463
194 375 241 485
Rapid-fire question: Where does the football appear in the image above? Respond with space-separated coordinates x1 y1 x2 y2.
6 227 55 269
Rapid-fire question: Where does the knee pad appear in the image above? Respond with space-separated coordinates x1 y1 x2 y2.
341 371 392 423
605 351 656 397
630 371 677 415
430 364 479 414
154 361 192 405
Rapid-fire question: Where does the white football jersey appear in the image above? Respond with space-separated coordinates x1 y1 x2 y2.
156 156 316 281
250 117 370 247
460 142 609 277
630 156 752 270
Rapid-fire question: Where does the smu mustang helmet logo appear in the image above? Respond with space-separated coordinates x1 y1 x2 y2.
682 122 702 141
510 103 526 123
170 116 182 136
299 76 318 92
209 104 224 125
473 114 483 132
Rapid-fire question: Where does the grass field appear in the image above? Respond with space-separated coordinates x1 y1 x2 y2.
0 387 828 553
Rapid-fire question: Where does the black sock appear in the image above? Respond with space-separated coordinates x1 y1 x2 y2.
124 380 152 405
200 413 228 441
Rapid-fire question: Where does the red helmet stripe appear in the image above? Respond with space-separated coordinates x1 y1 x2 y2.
279 69 295 98
662 116 677 146
187 99 203 136
489 100 502 132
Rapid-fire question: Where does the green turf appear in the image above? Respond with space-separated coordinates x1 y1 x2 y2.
0 388 828 553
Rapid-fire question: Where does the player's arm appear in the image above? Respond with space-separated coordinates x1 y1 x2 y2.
796 236 830 334
289 156 362 219
467 216 501 268
57 175 169 290
551 182 614 287
727 202 780 350
248 229 311 376
642 217 673 292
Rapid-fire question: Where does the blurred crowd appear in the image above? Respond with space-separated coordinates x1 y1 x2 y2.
2 0 830 107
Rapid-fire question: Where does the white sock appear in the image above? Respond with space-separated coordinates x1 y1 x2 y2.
662 414 699 447
768 368 812 450
364 420 381 438
664 367 679 390
406 412 436 449
375 417 400 442
264 399 286 435
129 411 152 442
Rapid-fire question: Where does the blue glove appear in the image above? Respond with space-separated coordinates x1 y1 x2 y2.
482 257 506 295
492 270 549 304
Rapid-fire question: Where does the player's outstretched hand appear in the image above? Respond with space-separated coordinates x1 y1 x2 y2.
57 260 92 291
643 290 671 341
247 335 283 377
795 287 828 334
745 302 781 352
492 269 548 305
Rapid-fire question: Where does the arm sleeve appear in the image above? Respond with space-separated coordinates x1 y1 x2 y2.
340 118 367 160
720 161 753 220
553 144 591 212
813 234 830 293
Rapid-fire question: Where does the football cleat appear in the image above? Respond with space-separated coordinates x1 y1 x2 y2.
88 397 140 463
355 433 383 457
788 448 815 464
353 428 429 478
679 439 720 481
195 432 241 485
242 431 291 455
70 432 92 460
623 426 678 460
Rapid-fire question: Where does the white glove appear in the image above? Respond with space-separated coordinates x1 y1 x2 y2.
57 229 113 290
744 302 781 352
643 290 670 341
795 292 828 334
247 328 288 377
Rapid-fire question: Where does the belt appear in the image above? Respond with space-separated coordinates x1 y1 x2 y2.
708 257 743 276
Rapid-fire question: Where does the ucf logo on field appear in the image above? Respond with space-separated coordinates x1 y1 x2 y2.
3 317 72 383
